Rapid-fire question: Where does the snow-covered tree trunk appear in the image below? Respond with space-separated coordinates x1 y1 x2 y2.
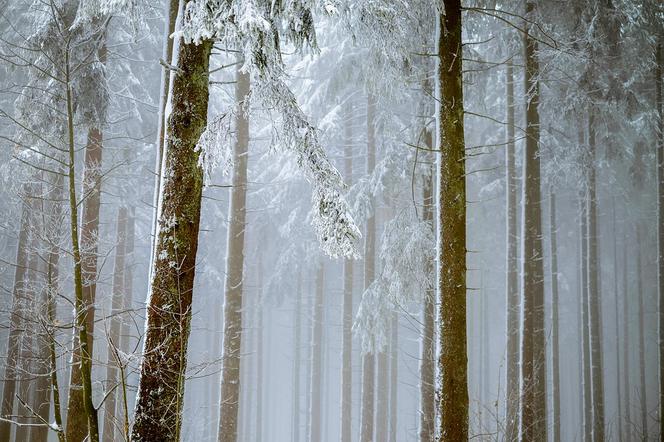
419 128 435 442
636 224 648 440
67 39 107 442
437 1 468 439
102 207 127 442
360 93 377 442
0 194 31 441
292 273 302 442
388 311 398 442
217 62 250 442
504 59 519 442
340 101 354 442
579 193 592 442
549 192 560 442
518 1 546 438
131 13 212 439
308 263 324 442
586 112 604 441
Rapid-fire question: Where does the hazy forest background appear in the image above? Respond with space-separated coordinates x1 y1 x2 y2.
0 0 662 441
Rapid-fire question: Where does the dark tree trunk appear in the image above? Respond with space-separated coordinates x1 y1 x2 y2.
437 1 468 440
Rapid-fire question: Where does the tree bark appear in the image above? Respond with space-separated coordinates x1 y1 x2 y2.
375 344 388 442
308 264 324 442
340 100 354 442
504 59 519 442
0 194 31 441
437 1 468 439
131 12 212 439
655 37 663 441
586 112 605 441
388 312 398 442
102 207 127 442
217 62 250 442
636 224 648 440
519 2 546 439
292 273 302 442
580 193 592 442
549 192 560 442
611 198 623 442
360 93 377 442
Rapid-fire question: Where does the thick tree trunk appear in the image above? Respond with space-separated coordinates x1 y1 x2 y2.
519 2 546 439
419 129 435 442
340 100 354 442
587 112 605 441
308 264 324 442
360 93 377 442
0 196 31 441
217 63 250 442
549 192 560 442
504 59 519 442
655 38 663 441
636 225 648 440
102 207 128 442
437 2 468 439
131 18 212 440
292 273 302 442
580 194 592 442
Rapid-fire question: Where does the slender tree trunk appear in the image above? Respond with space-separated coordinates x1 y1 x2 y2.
375 343 389 442
102 207 127 442
636 224 648 440
549 192 561 442
131 10 212 439
308 264 324 442
519 2 546 438
150 0 180 279
360 93 377 442
217 62 250 442
255 262 264 442
388 312 398 442
612 198 623 442
0 196 31 441
117 207 134 440
580 193 592 442
622 230 631 442
587 112 605 441
504 59 519 442
419 129 435 442
655 38 663 441
340 100 354 442
437 2 468 439
292 273 302 442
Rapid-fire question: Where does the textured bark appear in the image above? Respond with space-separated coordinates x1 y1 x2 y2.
66 38 107 442
102 207 127 442
131 23 212 440
388 312 398 442
580 194 592 442
360 93 377 442
0 197 31 441
656 38 663 441
504 59 519 442
586 112 605 441
519 2 546 439
340 100 354 442
437 1 468 440
308 264 324 442
292 274 302 442
549 192 560 442
217 63 250 442
636 225 648 440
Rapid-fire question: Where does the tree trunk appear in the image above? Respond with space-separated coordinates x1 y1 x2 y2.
437 1 468 439
419 128 435 442
388 311 398 442
117 207 134 440
255 261 264 442
102 207 128 442
504 59 519 442
0 195 31 441
655 38 663 441
131 12 212 439
549 192 560 442
340 100 354 442
375 342 389 442
519 2 546 439
217 61 250 442
636 224 648 440
308 264 324 442
622 229 631 442
611 198 623 442
292 273 302 442
360 93 377 442
587 112 605 441
580 194 592 442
